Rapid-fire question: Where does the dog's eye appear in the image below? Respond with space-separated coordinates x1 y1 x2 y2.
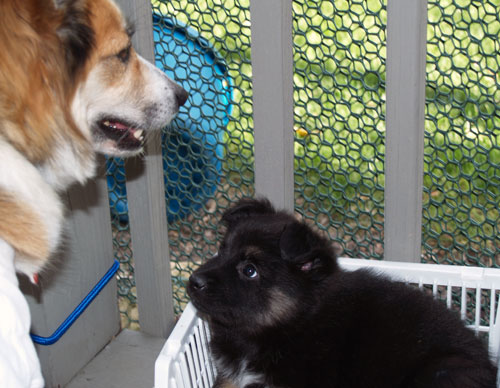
116 45 131 63
242 264 258 279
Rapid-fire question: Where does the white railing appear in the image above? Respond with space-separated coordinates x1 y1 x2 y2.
250 0 430 263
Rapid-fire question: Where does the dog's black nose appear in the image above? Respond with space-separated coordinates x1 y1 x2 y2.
175 86 189 107
189 273 208 291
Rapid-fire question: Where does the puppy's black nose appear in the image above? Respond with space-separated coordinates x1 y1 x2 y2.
189 273 208 291
175 86 189 108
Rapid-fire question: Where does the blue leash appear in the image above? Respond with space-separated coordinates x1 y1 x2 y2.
31 259 120 345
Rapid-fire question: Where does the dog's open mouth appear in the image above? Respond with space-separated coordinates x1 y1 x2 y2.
98 118 145 150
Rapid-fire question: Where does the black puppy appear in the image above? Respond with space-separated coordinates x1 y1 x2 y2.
188 198 497 388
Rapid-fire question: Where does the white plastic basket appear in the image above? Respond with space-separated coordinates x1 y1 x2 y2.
154 258 500 388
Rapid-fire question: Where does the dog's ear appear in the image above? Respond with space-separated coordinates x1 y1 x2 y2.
279 221 335 278
222 198 275 228
56 1 95 80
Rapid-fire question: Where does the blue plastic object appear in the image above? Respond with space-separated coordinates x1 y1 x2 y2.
107 14 232 223
31 259 120 346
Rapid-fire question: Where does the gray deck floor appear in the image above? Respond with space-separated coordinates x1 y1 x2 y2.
66 329 165 388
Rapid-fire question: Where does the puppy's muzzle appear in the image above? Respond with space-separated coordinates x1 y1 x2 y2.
189 273 209 292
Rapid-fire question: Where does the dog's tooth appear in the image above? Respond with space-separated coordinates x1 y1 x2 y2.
133 130 144 139
103 120 110 126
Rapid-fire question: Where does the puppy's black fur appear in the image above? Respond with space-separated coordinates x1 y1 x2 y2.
188 198 497 388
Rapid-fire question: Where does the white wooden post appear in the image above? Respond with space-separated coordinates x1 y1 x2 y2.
250 0 295 212
117 0 176 338
385 0 428 262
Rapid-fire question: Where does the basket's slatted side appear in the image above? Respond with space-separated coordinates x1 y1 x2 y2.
193 327 206 387
490 289 497 341
173 360 185 388
178 353 192 388
193 326 209 388
461 286 467 321
156 311 217 388
339 258 500 339
177 317 214 388
192 334 203 387
185 336 200 387
168 368 178 388
476 286 482 332
199 322 215 387
206 322 216 382
447 285 452 309
338 258 500 289
490 292 500 362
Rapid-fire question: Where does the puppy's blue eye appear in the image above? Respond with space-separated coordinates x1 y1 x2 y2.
242 264 258 279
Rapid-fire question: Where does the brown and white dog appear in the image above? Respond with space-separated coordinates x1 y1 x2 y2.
0 0 188 279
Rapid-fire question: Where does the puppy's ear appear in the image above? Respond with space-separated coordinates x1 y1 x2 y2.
279 221 335 278
222 198 275 228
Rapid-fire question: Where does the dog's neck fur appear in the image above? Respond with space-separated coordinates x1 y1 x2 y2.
0 136 95 276
38 136 96 191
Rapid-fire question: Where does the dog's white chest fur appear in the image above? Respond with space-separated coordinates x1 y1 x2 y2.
0 141 65 276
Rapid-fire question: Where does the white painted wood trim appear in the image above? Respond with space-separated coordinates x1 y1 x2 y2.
385 0 428 262
118 0 176 337
250 0 295 211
